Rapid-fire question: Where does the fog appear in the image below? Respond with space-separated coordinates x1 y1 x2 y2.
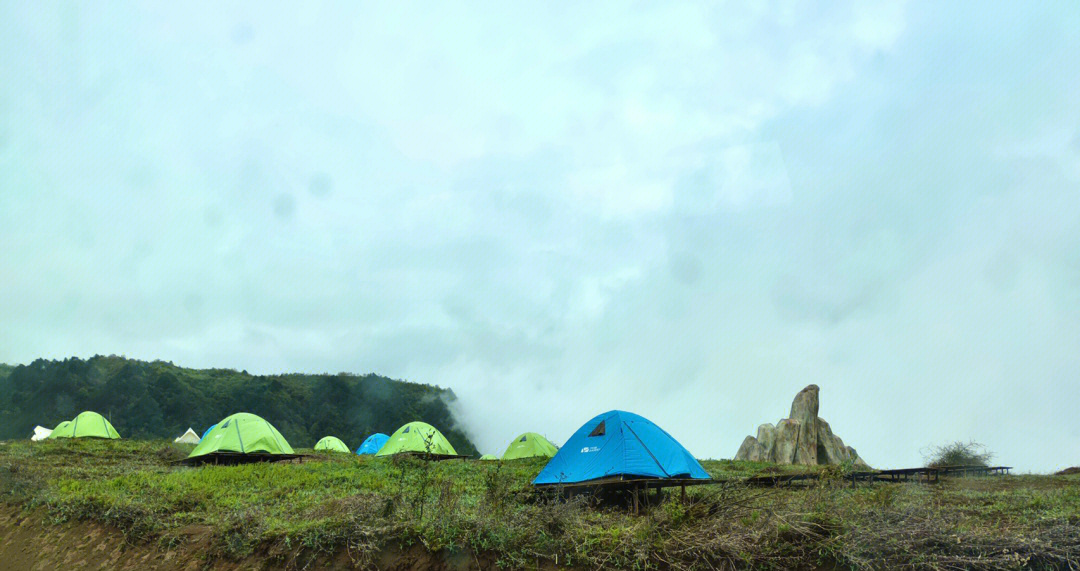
2 2 1078 471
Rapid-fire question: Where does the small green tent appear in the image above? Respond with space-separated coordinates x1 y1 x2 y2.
479 454 498 461
188 412 293 459
48 411 120 439
376 421 458 456
314 436 350 453
501 432 558 460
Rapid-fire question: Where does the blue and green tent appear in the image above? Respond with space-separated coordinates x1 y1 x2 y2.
533 410 708 485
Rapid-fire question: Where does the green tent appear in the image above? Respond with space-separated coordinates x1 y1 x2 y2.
479 454 498 461
48 420 72 438
188 412 293 459
376 421 458 456
48 411 120 439
501 432 558 460
314 436 350 453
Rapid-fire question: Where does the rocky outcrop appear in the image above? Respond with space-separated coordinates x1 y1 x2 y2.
788 385 819 464
736 436 763 462
734 385 868 467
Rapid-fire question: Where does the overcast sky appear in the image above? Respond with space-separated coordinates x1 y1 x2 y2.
2 2 1078 472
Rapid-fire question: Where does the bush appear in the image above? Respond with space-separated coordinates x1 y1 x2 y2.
924 441 993 468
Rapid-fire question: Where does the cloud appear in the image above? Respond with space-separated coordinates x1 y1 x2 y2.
2 1 1079 472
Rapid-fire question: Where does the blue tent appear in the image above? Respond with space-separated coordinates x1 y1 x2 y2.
201 424 217 441
533 410 709 485
356 432 389 455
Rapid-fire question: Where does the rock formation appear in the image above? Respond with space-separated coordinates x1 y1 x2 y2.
734 385 868 467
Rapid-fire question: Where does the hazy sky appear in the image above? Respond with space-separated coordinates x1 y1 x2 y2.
2 2 1078 472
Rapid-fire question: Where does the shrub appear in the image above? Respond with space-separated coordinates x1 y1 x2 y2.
924 441 993 468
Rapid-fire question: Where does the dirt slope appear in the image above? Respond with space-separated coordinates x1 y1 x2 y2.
0 507 508 571
0 508 193 571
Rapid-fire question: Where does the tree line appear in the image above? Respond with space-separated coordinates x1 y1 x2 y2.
0 356 478 455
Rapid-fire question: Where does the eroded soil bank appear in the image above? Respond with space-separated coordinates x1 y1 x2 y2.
0 507 518 571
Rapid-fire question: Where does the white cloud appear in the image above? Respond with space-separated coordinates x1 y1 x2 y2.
328 1 907 215
3 0 1079 472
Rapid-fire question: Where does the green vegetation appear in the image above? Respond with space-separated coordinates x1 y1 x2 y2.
1 440 1077 569
0 356 477 455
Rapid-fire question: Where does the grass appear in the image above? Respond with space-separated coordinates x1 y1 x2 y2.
0 439 1078 569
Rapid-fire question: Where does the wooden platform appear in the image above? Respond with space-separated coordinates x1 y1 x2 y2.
743 472 861 487
745 465 1013 487
867 465 1012 483
533 476 720 513
533 475 718 491
177 452 309 466
384 452 472 462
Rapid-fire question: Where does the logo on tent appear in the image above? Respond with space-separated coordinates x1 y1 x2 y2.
580 446 599 453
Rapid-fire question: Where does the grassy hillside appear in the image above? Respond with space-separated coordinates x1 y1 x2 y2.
1 440 1077 570
0 356 477 455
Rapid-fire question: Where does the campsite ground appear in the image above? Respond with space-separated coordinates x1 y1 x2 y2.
0 440 1077 570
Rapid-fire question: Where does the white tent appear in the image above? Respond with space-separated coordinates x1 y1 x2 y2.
31 425 52 441
174 427 201 444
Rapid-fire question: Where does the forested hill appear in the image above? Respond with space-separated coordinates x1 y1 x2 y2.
0 356 477 455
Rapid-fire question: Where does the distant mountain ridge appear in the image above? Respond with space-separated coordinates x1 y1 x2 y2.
0 356 477 455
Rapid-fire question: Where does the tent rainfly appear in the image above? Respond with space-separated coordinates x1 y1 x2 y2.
47 411 121 439
533 410 709 485
376 421 458 457
187 412 293 460
479 454 499 461
314 436 351 453
356 433 389 455
174 428 201 444
49 421 71 437
31 425 52 441
501 432 559 460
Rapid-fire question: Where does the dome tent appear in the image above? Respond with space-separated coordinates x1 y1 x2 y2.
376 421 457 457
501 432 559 460
314 436 351 453
533 410 708 485
49 421 71 438
31 425 52 441
47 411 121 439
356 433 389 455
201 424 217 440
187 413 293 460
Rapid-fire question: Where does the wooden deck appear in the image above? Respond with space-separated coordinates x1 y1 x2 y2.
177 452 309 466
533 475 718 490
531 465 1014 507
745 465 1013 487
866 465 1012 483
533 476 721 514
384 451 472 461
